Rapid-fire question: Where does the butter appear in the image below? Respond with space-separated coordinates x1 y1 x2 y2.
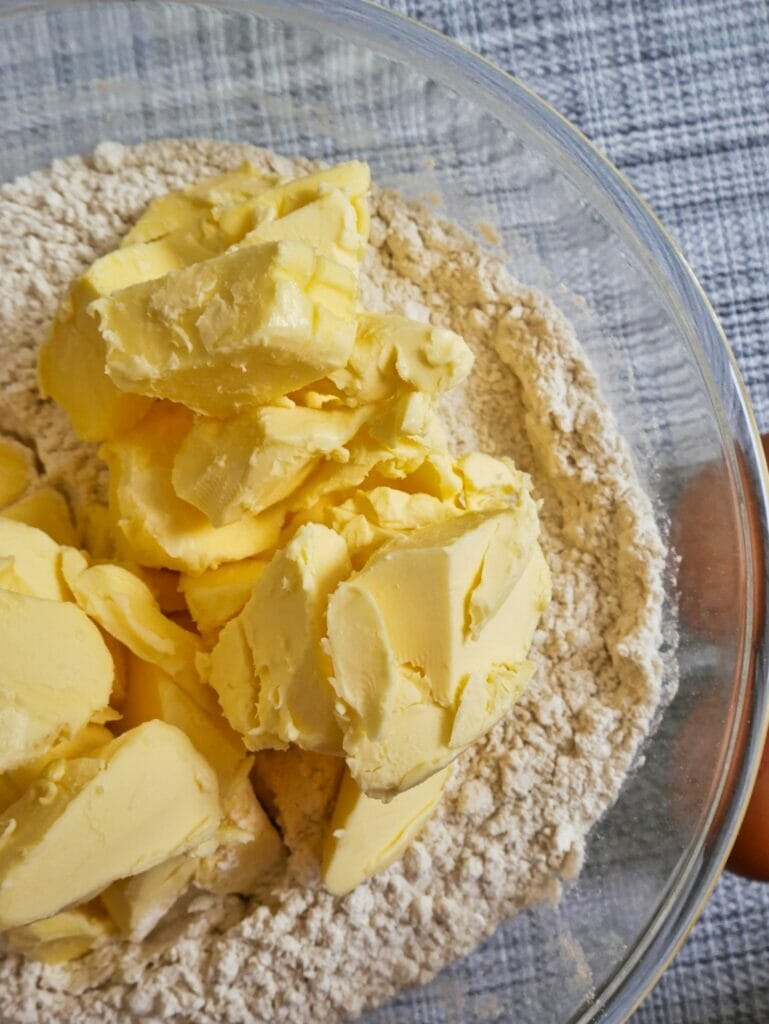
208 524 350 754
101 857 196 941
62 556 205 698
2 487 78 547
101 404 283 573
94 240 358 417
77 503 115 560
135 566 187 614
0 588 113 774
5 903 115 964
324 313 474 406
0 720 221 931
195 762 285 895
180 557 266 634
321 765 451 895
326 509 551 796
36 236 205 442
251 747 344 858
172 404 367 526
120 657 245 779
0 437 35 508
123 162 277 247
221 161 370 267
0 519 68 601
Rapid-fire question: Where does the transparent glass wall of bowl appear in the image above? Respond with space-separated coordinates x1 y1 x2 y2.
0 3 753 1022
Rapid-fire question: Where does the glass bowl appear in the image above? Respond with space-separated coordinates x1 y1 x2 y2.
1 1 767 1021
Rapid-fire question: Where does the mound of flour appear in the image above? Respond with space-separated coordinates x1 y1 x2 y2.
0 139 665 1024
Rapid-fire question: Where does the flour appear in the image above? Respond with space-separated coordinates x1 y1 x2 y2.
0 140 666 1024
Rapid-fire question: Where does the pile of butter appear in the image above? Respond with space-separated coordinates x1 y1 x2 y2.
0 160 550 964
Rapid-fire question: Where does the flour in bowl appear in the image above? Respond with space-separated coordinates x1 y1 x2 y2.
0 139 665 1024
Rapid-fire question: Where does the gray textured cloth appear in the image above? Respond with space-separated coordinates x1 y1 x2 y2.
376 2 769 1021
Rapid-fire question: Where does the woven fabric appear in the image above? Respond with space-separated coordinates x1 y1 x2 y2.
378 2 769 1021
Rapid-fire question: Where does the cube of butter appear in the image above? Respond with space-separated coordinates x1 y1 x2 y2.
0 588 113 774
0 720 221 931
94 240 358 417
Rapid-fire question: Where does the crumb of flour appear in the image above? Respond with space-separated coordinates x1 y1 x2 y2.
0 139 666 1024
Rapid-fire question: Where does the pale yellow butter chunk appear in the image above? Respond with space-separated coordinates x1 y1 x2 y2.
172 404 367 527
95 240 358 417
122 162 278 247
120 657 245 779
2 487 78 547
101 404 283 574
208 523 350 754
101 857 196 941
62 557 205 697
0 437 36 509
241 188 368 271
0 720 222 932
0 589 113 774
5 903 115 964
180 557 266 634
36 236 205 443
0 519 68 601
327 509 551 797
324 313 474 406
322 765 451 896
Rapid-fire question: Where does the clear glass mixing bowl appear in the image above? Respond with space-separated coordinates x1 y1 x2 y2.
1 2 767 1021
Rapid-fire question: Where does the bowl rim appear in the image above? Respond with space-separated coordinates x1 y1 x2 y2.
2 0 769 1019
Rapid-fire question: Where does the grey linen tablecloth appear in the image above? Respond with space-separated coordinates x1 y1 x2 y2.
376 2 769 1021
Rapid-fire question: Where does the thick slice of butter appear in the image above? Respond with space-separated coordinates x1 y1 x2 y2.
5 903 115 964
0 589 114 774
62 557 204 695
123 162 278 247
327 510 551 797
2 487 78 547
0 720 222 931
120 657 245 779
195 763 285 895
321 765 451 896
324 313 474 406
0 519 68 601
36 237 204 442
1 723 114 805
0 437 35 509
208 524 350 754
251 747 344 858
172 405 367 527
101 857 196 941
101 404 283 574
95 240 358 417
240 188 367 271
179 557 266 634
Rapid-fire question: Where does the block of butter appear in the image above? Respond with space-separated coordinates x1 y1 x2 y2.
322 765 451 896
101 404 283 574
0 720 221 931
0 436 35 509
208 523 350 755
94 240 358 417
5 903 115 964
172 404 368 527
101 856 196 942
122 162 278 247
2 487 78 547
327 508 551 797
0 588 114 774
0 519 69 601
179 557 266 635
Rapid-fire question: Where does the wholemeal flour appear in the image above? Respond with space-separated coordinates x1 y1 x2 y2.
0 140 666 1024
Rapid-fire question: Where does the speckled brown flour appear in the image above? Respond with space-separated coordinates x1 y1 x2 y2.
0 140 665 1024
